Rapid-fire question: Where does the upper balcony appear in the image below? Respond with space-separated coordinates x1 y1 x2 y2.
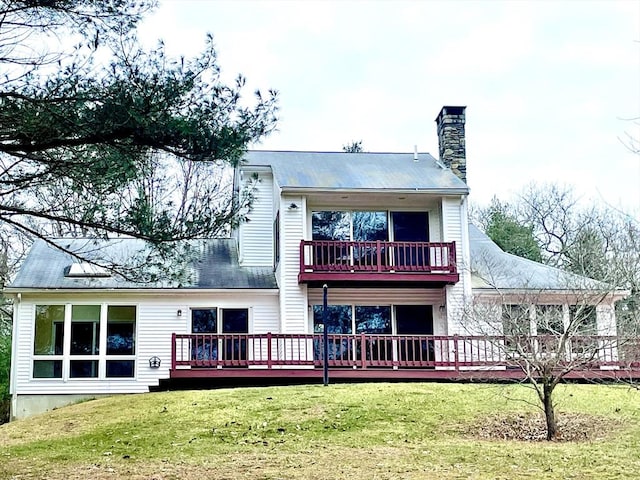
298 240 458 286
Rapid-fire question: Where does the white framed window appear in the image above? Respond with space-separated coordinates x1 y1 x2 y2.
32 304 137 380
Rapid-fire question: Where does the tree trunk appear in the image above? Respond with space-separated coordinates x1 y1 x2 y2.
543 382 557 440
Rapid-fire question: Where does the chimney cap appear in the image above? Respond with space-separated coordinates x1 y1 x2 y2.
435 105 466 123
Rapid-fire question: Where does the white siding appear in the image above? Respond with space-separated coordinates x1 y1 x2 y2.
278 194 308 333
12 291 279 398
136 302 188 387
441 196 472 334
12 302 34 396
429 206 442 242
307 288 445 305
238 171 274 266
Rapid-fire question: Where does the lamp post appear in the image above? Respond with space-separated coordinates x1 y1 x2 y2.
323 283 329 386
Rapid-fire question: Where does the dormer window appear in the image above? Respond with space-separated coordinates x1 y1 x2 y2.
65 262 111 278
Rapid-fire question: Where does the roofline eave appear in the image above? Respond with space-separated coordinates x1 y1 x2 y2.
279 187 470 196
3 287 280 295
472 287 630 300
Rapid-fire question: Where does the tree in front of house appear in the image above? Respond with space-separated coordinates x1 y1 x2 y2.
0 0 278 260
465 282 630 440
0 0 278 422
471 183 640 440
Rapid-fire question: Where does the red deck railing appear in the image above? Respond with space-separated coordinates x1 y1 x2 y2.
171 333 640 371
299 240 457 275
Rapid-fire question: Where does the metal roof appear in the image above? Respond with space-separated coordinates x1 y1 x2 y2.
8 238 277 290
242 150 469 193
468 224 614 292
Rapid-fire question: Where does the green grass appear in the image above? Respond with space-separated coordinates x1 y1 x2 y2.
1 383 639 479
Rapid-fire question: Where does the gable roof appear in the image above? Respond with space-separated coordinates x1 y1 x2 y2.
468 224 624 295
242 150 469 193
7 238 277 291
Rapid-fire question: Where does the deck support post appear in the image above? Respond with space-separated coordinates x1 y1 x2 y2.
323 284 329 386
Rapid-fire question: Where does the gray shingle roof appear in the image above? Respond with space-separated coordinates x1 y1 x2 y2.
8 238 277 290
242 151 469 193
468 224 611 292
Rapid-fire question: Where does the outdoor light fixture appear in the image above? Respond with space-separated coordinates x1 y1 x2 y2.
149 356 161 368
288 203 299 211
177 309 182 317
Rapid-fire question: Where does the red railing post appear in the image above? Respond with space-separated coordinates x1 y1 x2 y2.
361 333 367 369
267 332 273 369
171 333 176 370
376 240 382 272
300 241 306 272
453 334 459 372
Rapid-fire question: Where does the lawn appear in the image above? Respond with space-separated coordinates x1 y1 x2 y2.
1 383 639 479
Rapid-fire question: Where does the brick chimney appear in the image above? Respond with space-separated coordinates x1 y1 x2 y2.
435 106 467 183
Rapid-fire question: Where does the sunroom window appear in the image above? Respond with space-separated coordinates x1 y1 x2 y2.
32 304 137 380
106 306 137 378
33 305 65 378
70 305 100 378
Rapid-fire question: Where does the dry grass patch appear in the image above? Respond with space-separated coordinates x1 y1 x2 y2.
470 411 623 442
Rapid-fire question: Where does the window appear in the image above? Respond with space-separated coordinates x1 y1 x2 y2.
190 308 249 363
313 305 352 361
502 305 531 336
32 304 136 380
106 306 136 378
536 305 565 335
570 305 597 335
310 210 431 269
33 305 65 378
274 211 280 267
70 305 100 378
355 306 392 334
313 305 352 334
311 211 350 241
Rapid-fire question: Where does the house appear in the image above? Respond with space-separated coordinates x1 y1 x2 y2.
5 106 631 420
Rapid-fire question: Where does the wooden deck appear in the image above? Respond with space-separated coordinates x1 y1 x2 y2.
170 333 640 383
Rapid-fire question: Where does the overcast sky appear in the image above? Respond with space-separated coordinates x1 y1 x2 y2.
138 0 640 217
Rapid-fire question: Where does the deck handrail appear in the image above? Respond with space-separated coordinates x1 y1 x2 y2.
299 240 457 274
172 333 637 370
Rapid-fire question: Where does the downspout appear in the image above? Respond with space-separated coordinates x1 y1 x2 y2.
9 293 20 421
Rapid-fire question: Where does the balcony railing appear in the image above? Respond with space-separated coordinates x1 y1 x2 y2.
172 333 640 371
299 240 457 283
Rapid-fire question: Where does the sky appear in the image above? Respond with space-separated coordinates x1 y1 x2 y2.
138 0 640 217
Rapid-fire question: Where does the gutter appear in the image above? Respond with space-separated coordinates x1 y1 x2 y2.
3 288 280 295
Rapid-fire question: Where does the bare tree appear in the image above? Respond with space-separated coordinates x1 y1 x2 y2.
464 239 634 440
